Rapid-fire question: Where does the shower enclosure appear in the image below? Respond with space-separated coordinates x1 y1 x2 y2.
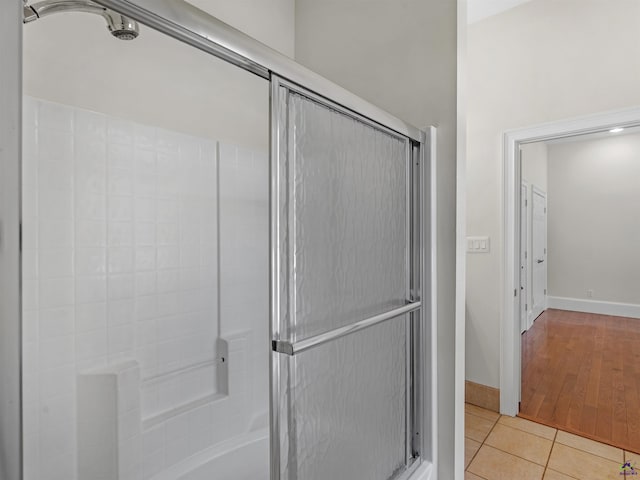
0 1 436 479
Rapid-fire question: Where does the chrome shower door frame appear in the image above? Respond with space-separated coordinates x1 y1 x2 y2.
0 2 23 479
269 75 429 480
5 1 437 478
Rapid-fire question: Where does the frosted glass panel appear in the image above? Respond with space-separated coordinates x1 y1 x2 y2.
285 92 408 341
272 81 419 480
279 319 407 480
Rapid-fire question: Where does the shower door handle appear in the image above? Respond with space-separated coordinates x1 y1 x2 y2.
272 301 421 356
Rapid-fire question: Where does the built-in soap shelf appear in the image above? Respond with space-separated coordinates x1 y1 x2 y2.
77 332 251 479
138 337 234 426
141 358 225 388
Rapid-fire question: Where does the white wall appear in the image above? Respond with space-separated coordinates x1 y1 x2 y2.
187 0 294 57
466 0 640 389
467 0 532 24
295 1 459 476
22 0 299 150
547 133 640 305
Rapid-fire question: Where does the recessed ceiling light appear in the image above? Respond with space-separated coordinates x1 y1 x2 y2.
609 127 624 133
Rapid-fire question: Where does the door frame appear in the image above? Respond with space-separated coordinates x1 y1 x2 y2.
519 180 528 334
529 185 547 323
269 73 437 479
0 1 23 479
501 106 640 416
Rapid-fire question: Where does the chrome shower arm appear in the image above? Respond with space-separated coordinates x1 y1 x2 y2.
23 0 139 40
24 0 104 22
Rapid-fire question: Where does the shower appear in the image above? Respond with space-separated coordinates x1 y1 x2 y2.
7 0 436 478
23 0 139 40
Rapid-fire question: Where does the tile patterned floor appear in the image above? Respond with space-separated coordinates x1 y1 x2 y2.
465 403 638 480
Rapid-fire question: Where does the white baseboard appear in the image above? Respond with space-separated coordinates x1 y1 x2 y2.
547 296 640 319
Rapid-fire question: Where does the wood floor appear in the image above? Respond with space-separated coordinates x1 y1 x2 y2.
520 308 640 454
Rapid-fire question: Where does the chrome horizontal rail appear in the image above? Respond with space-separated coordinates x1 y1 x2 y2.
273 302 421 356
91 0 423 142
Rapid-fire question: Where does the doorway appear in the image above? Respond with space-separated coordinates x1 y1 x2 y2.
519 143 549 335
500 107 640 417
502 111 640 454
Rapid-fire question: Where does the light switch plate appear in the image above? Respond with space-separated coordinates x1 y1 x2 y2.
467 236 490 253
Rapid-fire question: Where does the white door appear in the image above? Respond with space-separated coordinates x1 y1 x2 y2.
520 182 528 333
531 187 547 321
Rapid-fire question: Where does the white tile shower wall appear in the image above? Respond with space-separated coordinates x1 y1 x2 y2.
218 143 270 424
22 96 269 479
139 147 270 478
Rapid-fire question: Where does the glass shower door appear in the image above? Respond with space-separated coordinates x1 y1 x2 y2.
270 77 422 480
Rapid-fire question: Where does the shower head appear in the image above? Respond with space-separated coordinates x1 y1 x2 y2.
23 0 139 40
103 8 139 40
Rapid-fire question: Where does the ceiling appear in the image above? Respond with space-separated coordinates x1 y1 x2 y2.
467 0 533 24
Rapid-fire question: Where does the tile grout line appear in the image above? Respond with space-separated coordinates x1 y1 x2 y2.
496 418 557 442
466 410 501 423
482 439 553 472
473 412 558 475
541 427 559 480
465 412 501 477
544 430 626 480
484 419 559 466
505 416 559 441
493 421 603 480
465 435 490 480
553 433 627 465
464 408 500 446
464 403 502 422
521 411 633 460
467 406 631 479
